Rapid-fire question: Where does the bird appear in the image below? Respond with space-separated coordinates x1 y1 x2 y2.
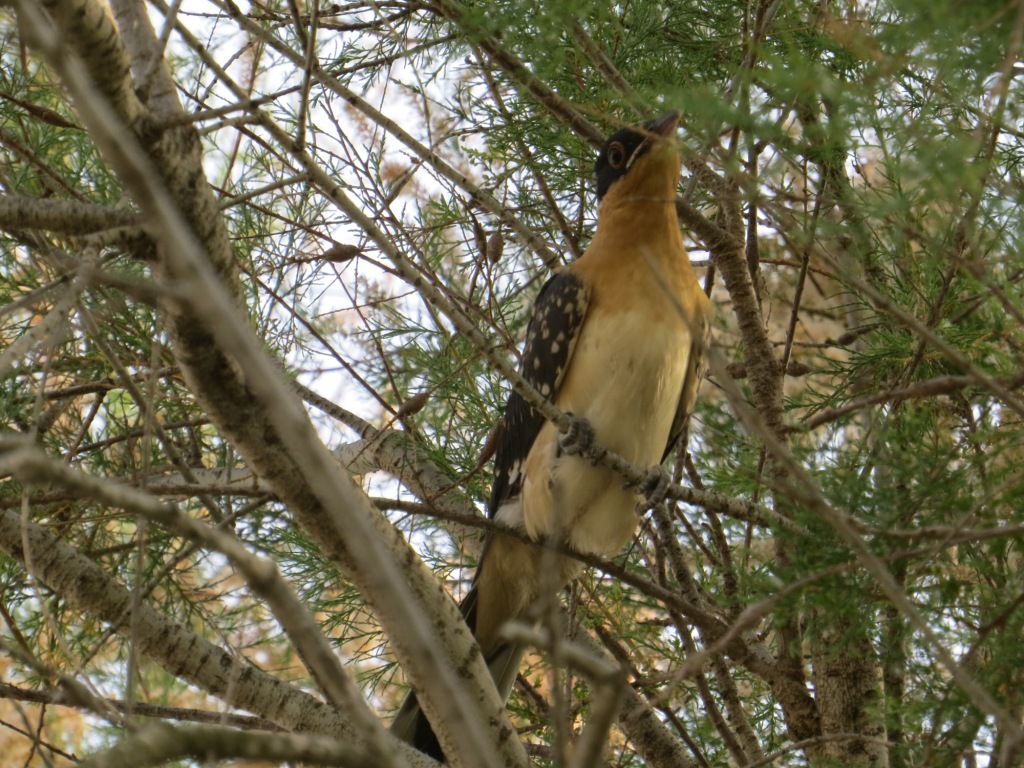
391 110 712 761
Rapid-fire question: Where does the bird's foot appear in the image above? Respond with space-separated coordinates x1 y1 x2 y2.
559 413 596 457
639 465 672 507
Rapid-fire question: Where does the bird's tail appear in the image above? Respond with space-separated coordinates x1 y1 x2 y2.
389 582 524 761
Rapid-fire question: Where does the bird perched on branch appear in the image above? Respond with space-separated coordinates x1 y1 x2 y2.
392 110 712 761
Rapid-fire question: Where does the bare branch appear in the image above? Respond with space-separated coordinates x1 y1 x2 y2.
78 723 371 768
0 195 139 234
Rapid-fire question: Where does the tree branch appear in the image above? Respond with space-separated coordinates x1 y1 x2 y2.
0 195 139 234
78 723 371 768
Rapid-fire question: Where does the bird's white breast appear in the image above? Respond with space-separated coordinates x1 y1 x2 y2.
517 306 693 555
566 310 691 465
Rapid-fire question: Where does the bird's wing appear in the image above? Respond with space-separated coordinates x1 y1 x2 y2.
488 270 590 516
662 310 711 463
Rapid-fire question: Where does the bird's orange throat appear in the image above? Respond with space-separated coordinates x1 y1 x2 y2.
598 146 681 216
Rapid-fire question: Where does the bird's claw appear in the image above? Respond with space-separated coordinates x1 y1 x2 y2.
639 465 672 507
559 413 596 457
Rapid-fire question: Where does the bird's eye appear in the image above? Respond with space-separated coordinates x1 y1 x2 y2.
607 142 626 169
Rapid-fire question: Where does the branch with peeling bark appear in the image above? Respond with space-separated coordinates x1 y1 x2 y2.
0 195 139 234
77 723 373 768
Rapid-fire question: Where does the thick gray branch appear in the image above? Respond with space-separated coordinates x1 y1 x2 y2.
0 195 139 234
35 0 143 126
78 723 369 768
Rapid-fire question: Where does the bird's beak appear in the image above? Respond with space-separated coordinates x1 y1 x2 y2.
647 111 681 138
625 111 680 170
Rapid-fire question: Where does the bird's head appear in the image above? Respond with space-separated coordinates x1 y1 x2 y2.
594 111 681 207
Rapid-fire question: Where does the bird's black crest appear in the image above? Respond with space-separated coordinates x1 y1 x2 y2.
595 111 680 201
